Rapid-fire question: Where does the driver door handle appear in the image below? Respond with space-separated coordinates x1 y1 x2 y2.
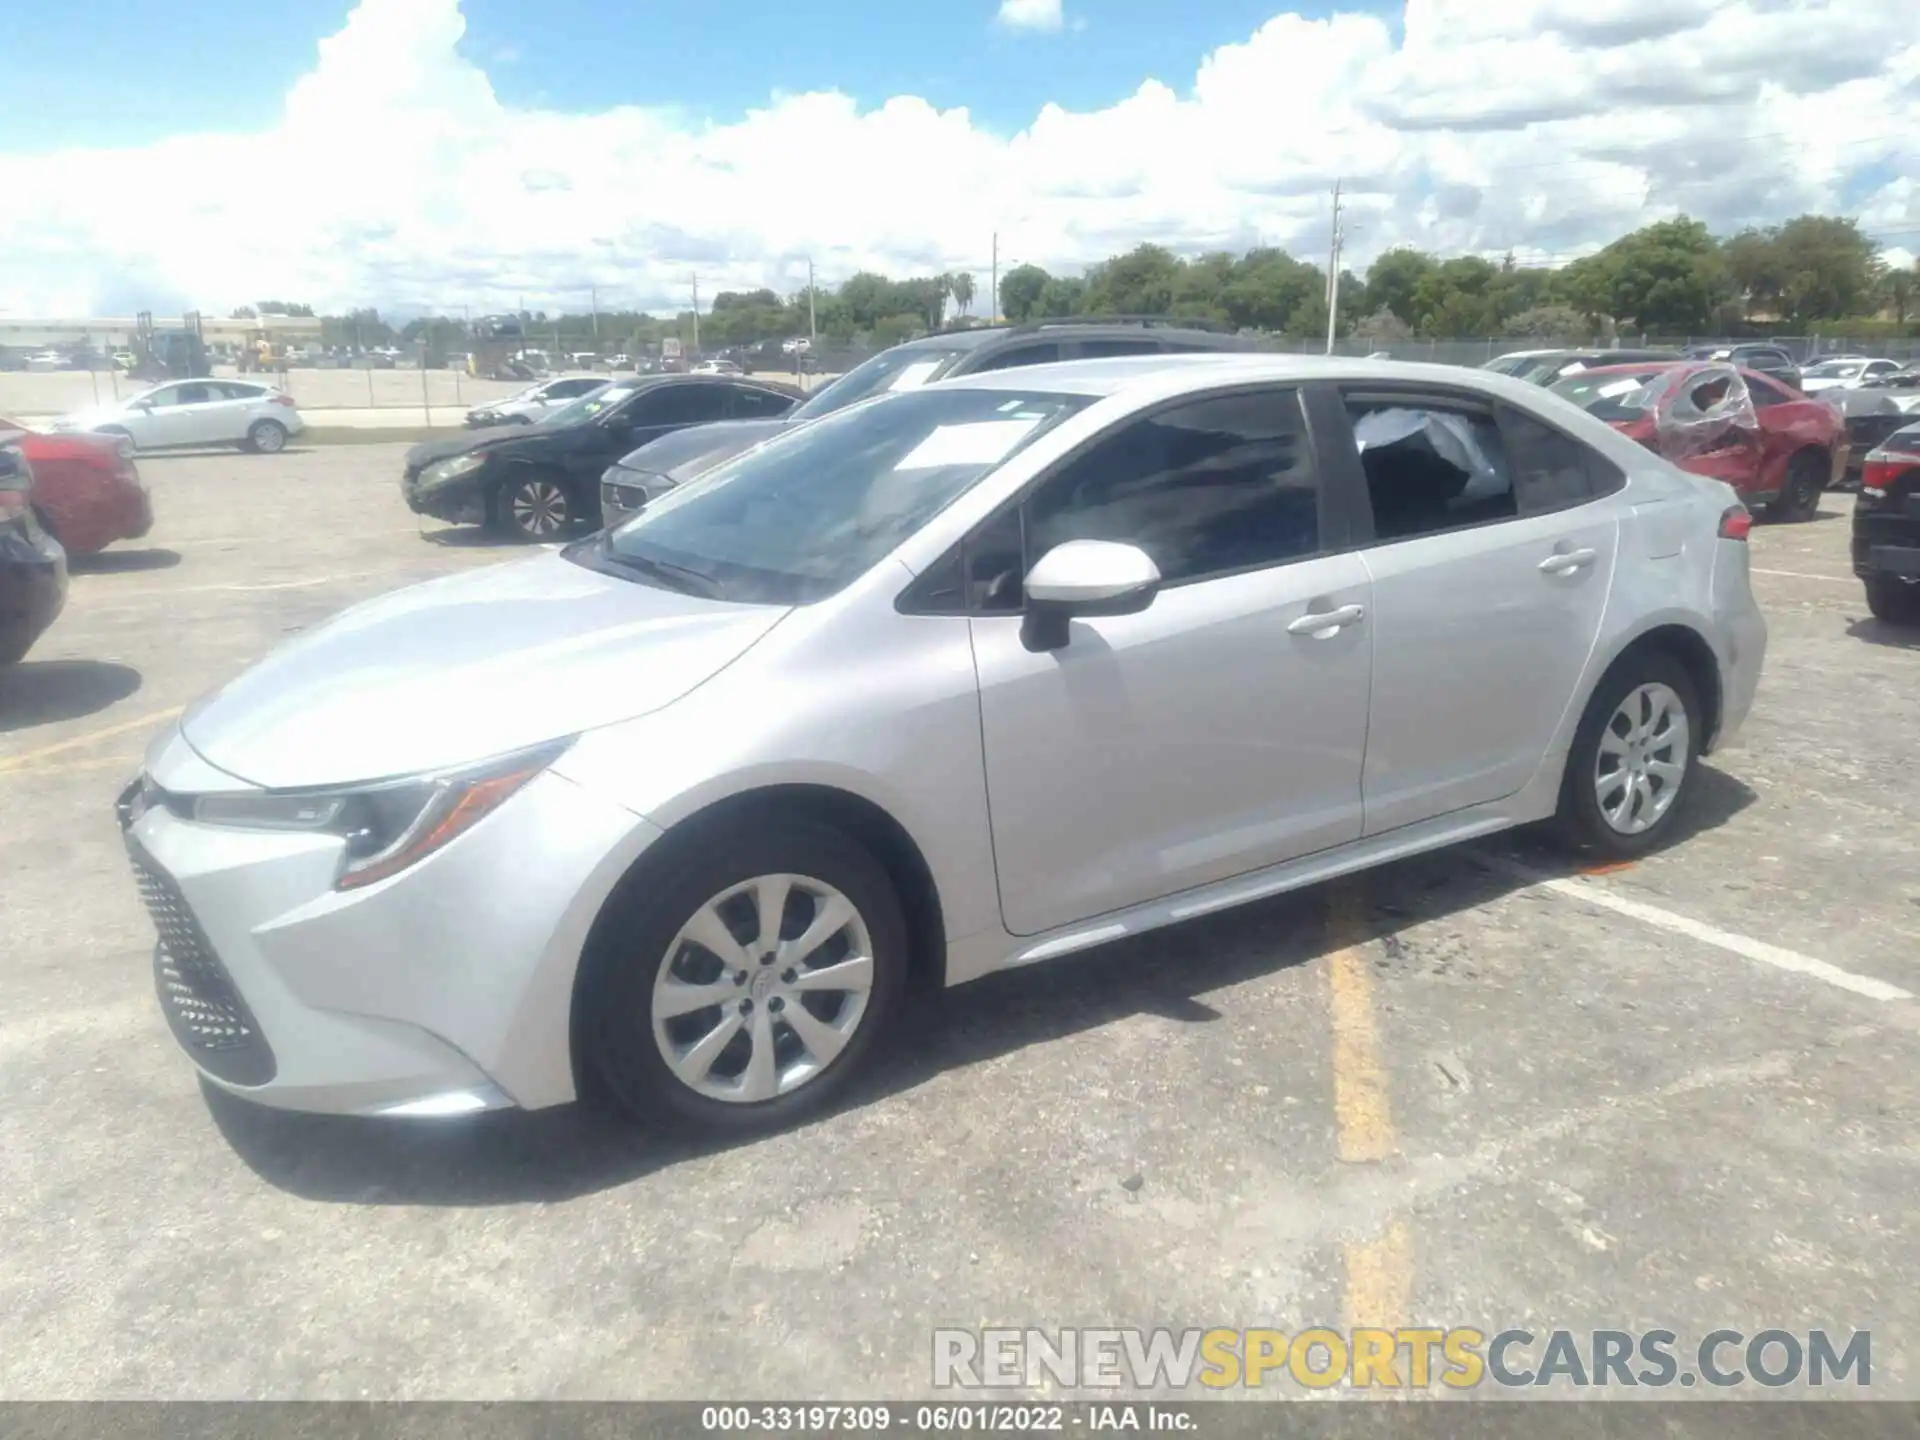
1287 603 1366 637
1539 548 1597 574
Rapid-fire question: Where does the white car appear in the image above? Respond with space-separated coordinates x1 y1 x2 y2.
692 358 743 375
462 375 608 428
24 352 65 373
1800 358 1902 393
54 379 305 453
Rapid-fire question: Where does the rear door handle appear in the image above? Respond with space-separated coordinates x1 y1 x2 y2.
1287 603 1366 637
1539 548 1597 574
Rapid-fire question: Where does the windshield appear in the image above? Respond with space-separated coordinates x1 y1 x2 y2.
789 346 973 422
1550 369 1663 422
594 386 1090 604
538 381 628 426
1803 361 1862 379
1483 353 1549 376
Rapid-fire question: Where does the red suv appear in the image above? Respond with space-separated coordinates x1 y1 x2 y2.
1551 362 1845 521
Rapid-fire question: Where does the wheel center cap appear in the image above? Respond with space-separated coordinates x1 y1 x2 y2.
750 969 778 1002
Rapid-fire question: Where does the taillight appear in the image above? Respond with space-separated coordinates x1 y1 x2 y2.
1718 504 1753 541
1860 448 1920 505
271 393 297 408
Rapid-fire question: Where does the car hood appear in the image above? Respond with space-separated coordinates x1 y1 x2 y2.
405 425 547 468
615 419 791 482
179 552 789 789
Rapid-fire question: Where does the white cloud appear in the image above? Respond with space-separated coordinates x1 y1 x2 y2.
997 0 1066 33
1 0 1916 317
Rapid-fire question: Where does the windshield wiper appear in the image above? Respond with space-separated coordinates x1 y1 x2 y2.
594 536 726 597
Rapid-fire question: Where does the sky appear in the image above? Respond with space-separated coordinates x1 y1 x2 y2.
0 0 1915 317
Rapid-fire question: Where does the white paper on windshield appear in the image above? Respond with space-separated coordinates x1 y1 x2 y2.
1559 361 1587 375
1596 378 1645 398
887 360 945 392
893 419 1041 471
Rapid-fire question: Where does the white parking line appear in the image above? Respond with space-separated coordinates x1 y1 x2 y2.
1479 854 1913 1003
1751 568 1853 584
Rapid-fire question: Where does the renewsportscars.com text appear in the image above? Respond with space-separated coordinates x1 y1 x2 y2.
931 1327 1872 1391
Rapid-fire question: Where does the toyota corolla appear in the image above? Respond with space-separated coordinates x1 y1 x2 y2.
121 355 1765 1134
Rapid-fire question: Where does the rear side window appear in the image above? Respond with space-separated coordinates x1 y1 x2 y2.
1498 406 1624 511
1345 398 1515 541
1076 338 1162 359
968 342 1062 374
216 383 265 401
634 385 732 426
729 386 795 418
1747 375 1793 408
1024 387 1320 586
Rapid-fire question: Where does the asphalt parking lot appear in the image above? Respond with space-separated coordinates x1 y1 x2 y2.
1 442 1916 1401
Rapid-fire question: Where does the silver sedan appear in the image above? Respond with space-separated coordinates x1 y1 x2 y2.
120 354 1765 1134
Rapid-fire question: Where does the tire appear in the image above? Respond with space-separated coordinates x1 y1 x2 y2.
245 419 288 454
1555 651 1703 859
1771 450 1827 522
1865 577 1920 626
583 818 909 1136
494 473 578 541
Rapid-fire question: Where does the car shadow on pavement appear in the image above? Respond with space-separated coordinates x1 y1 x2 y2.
67 547 182 574
417 526 520 549
1845 616 1920 651
204 764 1757 1209
0 659 143 731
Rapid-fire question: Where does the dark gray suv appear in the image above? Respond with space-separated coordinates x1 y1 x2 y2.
599 320 1255 524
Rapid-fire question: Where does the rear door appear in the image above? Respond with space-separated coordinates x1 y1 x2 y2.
1747 372 1832 495
212 382 270 441
1325 386 1624 834
162 382 234 445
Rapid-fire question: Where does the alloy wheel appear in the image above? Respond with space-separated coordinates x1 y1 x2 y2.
508 480 570 538
650 873 876 1104
251 421 286 453
1593 681 1690 836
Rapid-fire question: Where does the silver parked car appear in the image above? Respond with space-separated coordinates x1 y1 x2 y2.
120 355 1765 1133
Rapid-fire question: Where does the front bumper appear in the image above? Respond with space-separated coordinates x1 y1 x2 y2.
120 735 659 1116
402 471 487 525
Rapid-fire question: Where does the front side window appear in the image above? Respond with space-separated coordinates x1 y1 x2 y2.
595 387 1090 605
788 346 972 421
141 386 184 408
175 384 213 406
1024 388 1320 586
970 342 1063 374
540 382 637 426
1346 396 1516 542
634 385 733 427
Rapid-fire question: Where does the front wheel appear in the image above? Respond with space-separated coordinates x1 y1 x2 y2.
1556 653 1702 858
494 474 579 541
245 419 288 454
584 820 908 1135
1865 577 1920 626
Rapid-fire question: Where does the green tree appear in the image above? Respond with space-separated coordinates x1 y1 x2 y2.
1878 262 1918 325
999 263 1052 322
1037 275 1088 317
1557 217 1734 331
1362 248 1435 328
1768 214 1883 323
1412 257 1501 337
1722 228 1783 320
228 305 257 320
1221 248 1321 332
1083 244 1182 315
1502 304 1591 339
951 271 976 316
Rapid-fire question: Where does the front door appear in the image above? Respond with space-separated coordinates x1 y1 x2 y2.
1326 390 1622 834
970 385 1374 937
159 382 226 446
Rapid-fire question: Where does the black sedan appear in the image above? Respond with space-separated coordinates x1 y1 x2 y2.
1853 420 1920 626
402 374 800 540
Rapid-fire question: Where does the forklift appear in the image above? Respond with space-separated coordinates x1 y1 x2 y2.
129 311 211 381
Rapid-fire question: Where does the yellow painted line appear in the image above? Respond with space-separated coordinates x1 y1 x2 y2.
0 706 182 775
1326 882 1409 1335
8 751 147 779
1326 884 1396 1163
1343 1222 1411 1332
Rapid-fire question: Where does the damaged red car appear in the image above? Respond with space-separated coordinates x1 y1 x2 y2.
1550 362 1846 522
0 417 152 556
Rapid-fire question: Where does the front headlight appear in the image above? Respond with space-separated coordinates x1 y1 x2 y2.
420 451 489 489
189 738 571 890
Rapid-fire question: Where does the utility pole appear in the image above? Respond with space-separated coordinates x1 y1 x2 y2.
1325 179 1344 357
807 257 817 350
590 284 599 344
691 274 700 354
990 232 999 325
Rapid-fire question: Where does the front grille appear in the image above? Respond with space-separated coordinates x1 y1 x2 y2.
128 841 276 1085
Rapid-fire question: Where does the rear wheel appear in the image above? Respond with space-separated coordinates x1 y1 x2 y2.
495 474 578 541
244 419 288 454
1772 450 1827 522
1865 577 1920 626
1556 653 1702 859
583 819 908 1135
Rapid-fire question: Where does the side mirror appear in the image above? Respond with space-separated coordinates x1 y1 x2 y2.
0 447 23 481
1020 540 1161 653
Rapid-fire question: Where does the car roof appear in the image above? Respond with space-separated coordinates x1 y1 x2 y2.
931 351 1577 403
888 319 1247 357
